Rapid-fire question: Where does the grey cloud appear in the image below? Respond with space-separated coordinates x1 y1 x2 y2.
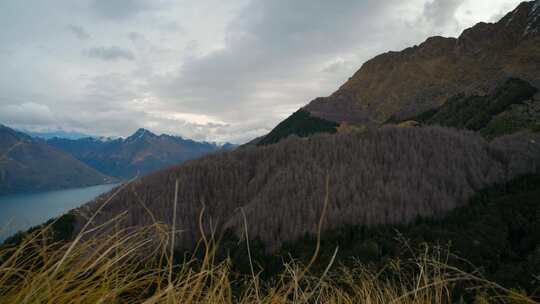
161 21 184 33
148 0 476 141
66 24 90 40
0 102 55 127
84 46 135 61
488 2 523 22
423 0 465 28
0 0 519 143
321 58 351 73
90 0 152 20
128 32 152 50
153 0 417 118
128 32 144 42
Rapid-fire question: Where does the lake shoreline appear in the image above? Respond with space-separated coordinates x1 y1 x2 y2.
0 180 121 197
0 183 119 242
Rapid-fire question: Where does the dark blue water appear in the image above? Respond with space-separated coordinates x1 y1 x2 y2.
0 184 118 242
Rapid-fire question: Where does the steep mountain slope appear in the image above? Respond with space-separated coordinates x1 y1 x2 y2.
0 125 112 195
48 129 231 179
76 127 540 251
392 78 540 138
306 0 540 125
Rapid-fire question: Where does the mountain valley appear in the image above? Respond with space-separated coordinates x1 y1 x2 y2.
2 1 540 301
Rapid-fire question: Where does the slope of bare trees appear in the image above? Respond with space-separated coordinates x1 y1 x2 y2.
76 127 540 251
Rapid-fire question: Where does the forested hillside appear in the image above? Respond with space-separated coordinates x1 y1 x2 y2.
257 110 338 146
391 78 540 139
221 174 540 294
76 126 540 251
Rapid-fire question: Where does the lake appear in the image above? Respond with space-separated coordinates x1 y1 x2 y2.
0 183 119 242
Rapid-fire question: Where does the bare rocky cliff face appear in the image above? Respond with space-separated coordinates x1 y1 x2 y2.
305 0 540 125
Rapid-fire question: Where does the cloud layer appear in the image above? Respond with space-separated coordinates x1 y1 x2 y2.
84 46 135 61
66 25 91 40
0 0 522 143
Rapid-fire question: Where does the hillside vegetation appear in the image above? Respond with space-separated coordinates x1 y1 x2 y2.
1 176 538 303
3 229 536 303
76 126 540 252
395 78 540 139
257 110 338 146
221 174 540 295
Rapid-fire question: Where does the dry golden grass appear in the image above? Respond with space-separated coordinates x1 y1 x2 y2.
1 221 538 303
0 179 537 303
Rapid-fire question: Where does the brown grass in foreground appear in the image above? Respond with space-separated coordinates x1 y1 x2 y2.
0 179 537 303
1 221 539 303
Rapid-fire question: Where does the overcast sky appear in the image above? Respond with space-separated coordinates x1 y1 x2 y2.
0 0 523 143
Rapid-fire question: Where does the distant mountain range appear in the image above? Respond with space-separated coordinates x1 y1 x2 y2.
48 128 235 179
0 125 113 195
0 126 235 194
21 129 93 140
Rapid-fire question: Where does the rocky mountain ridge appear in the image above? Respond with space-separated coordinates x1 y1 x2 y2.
48 128 234 179
303 0 540 126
